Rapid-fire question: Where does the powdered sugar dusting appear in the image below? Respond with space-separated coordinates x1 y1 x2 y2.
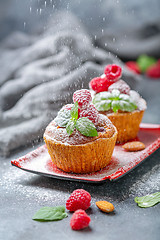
101 74 106 79
44 114 115 145
0 162 68 205
129 164 160 196
129 90 147 111
1 129 159 208
73 89 92 109
79 103 99 124
10 125 160 183
108 79 130 95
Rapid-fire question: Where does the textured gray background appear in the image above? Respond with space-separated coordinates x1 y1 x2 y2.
1 0 160 60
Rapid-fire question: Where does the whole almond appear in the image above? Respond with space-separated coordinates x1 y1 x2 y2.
122 141 145 152
96 201 114 213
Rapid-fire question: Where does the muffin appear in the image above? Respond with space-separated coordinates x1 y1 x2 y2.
44 89 117 173
89 64 147 143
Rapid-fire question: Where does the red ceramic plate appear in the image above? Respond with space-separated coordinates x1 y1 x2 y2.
11 123 160 183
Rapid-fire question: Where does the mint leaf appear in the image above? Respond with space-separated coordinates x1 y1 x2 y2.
70 102 78 120
119 94 130 101
54 109 71 127
76 117 98 137
111 100 121 113
55 103 99 138
94 100 111 111
32 206 68 221
137 55 157 72
119 100 133 112
128 101 137 111
135 192 160 208
93 90 137 113
66 119 76 135
111 89 120 99
93 91 112 104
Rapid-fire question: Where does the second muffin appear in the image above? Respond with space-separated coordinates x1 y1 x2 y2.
90 64 147 143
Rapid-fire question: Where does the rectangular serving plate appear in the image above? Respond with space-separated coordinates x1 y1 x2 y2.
11 123 160 183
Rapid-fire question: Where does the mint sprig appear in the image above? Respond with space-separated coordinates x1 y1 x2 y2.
93 89 137 113
135 192 160 208
54 108 71 127
137 55 157 73
66 119 76 135
32 206 68 221
76 117 98 137
70 101 78 120
55 102 98 137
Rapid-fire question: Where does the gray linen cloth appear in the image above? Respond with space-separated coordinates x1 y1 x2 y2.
0 12 140 156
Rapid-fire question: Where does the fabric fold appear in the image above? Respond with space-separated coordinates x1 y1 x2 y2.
0 11 140 156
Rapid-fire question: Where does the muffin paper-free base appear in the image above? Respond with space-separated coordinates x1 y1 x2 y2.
44 129 117 174
107 110 144 143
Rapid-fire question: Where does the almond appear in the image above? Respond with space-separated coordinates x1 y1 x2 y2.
122 141 145 152
96 201 114 213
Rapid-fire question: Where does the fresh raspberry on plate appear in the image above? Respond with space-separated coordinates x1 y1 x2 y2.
108 79 130 95
70 209 91 230
89 76 113 93
79 103 99 124
104 64 122 82
73 89 92 109
125 61 141 74
66 189 91 212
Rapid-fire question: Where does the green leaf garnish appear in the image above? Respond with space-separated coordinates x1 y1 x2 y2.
135 192 160 208
70 101 78 120
111 89 120 99
55 102 98 137
94 100 111 111
54 109 71 127
76 117 98 137
137 54 157 73
93 90 137 113
32 206 68 221
66 119 76 135
119 94 130 101
112 100 121 113
93 92 112 104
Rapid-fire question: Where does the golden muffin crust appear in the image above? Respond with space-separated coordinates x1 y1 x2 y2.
44 114 115 145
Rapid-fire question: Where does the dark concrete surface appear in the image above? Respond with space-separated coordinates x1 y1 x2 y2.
0 144 160 240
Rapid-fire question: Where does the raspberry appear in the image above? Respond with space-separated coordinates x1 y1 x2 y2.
70 209 91 230
125 61 141 74
66 189 91 212
146 61 160 78
89 76 112 93
108 80 130 95
79 104 99 124
104 64 122 82
73 89 92 109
